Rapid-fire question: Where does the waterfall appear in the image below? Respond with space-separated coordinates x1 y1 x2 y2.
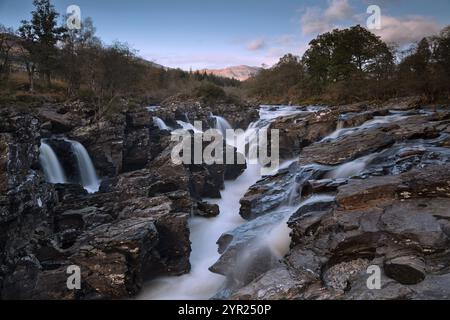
145 106 161 112
65 139 100 194
212 115 232 136
39 141 67 184
322 112 410 142
266 194 335 258
153 117 170 131
176 120 203 133
137 105 312 300
326 153 377 179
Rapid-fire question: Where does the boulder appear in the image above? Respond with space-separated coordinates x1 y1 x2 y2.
269 108 339 159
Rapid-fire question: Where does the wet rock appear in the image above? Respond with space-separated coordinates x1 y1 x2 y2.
69 118 125 177
239 164 299 220
229 266 314 300
269 108 339 159
157 98 259 130
210 210 289 292
2 261 77 300
197 202 220 218
384 255 426 285
69 217 159 298
37 107 82 133
299 127 395 166
240 163 325 220
323 258 370 292
338 111 375 128
336 165 450 210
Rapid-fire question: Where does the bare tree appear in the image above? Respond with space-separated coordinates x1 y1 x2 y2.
0 24 15 81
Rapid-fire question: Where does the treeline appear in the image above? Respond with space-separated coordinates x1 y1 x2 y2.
0 0 240 107
246 25 450 104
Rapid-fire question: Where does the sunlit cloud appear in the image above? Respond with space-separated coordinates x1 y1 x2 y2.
247 39 267 51
373 15 442 44
299 0 442 45
300 0 354 35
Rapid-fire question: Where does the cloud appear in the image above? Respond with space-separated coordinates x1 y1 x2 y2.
246 39 266 51
275 35 296 46
299 0 441 45
324 0 354 21
300 0 354 35
300 7 331 35
373 15 442 45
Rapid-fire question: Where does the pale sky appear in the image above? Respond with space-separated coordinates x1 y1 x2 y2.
1 0 449 69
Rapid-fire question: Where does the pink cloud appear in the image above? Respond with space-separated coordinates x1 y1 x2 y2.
247 39 266 51
373 15 442 44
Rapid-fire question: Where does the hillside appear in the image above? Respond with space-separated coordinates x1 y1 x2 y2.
200 65 261 81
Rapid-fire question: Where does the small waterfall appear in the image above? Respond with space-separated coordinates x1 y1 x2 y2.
145 106 161 112
176 120 203 133
266 194 335 259
212 115 232 136
322 112 410 142
336 119 345 130
138 105 328 300
153 117 170 131
39 141 67 184
326 153 377 179
65 139 100 194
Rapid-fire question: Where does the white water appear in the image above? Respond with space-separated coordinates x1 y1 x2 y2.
176 120 203 133
212 115 233 136
322 112 409 142
153 117 170 131
39 141 67 184
145 106 161 112
259 105 319 121
266 194 335 259
326 153 378 179
138 106 303 300
65 139 100 194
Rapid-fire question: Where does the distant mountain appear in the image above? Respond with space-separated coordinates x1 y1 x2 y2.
200 65 262 81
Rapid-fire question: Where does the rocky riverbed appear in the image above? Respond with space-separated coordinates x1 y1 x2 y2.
1 97 450 300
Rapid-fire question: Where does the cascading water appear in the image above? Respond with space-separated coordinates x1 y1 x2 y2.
153 117 170 131
322 112 410 142
145 106 161 112
212 115 232 136
39 141 67 184
138 106 303 300
176 120 203 133
265 194 336 259
326 153 378 179
65 139 100 194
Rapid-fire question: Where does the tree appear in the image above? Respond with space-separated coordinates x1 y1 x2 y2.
302 25 394 100
17 22 38 91
19 0 65 88
59 17 100 96
0 24 15 81
434 26 450 77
